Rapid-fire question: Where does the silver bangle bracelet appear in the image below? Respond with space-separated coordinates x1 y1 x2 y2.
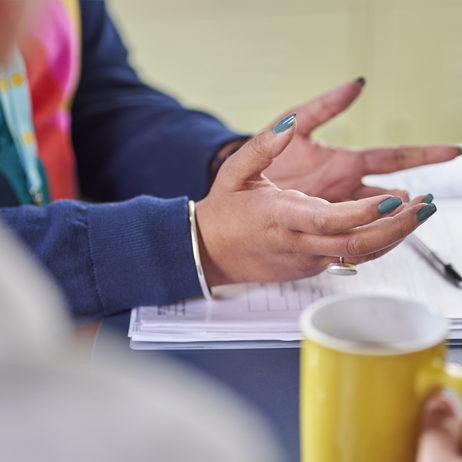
188 200 212 301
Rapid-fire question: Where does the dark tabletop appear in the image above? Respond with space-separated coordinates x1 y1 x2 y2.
93 311 462 462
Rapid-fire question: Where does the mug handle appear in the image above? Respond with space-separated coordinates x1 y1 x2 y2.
443 363 462 396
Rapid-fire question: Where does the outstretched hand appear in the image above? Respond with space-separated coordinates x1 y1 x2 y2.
417 394 462 462
262 79 461 203
195 114 436 288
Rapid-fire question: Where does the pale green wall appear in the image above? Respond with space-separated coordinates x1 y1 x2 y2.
107 0 462 146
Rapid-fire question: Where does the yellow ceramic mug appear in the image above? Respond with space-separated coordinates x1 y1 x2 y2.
299 293 462 462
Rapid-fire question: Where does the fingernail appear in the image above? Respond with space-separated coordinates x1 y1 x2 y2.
355 77 366 86
425 396 451 416
417 203 437 224
378 196 402 214
457 146 462 156
273 113 296 134
423 395 455 425
422 193 434 204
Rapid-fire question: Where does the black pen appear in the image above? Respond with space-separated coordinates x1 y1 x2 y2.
408 234 462 287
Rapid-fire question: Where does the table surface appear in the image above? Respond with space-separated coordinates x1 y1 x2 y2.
93 311 462 462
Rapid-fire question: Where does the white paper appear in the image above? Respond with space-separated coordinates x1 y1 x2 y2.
363 156 462 199
129 339 301 350
130 199 462 346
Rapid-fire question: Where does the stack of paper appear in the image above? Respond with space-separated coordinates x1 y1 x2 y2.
129 199 462 349
129 282 307 349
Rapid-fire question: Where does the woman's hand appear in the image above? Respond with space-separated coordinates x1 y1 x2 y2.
262 79 461 203
195 115 436 288
417 394 462 462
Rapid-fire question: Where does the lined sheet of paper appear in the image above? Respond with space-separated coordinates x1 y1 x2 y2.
130 199 462 344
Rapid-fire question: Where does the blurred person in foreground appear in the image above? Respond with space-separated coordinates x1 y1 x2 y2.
0 0 459 324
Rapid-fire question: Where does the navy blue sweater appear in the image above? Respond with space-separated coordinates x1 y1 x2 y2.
0 1 244 322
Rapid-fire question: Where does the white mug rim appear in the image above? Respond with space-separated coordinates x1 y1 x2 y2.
299 293 448 356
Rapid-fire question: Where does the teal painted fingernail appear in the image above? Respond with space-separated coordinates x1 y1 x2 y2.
273 113 296 134
458 146 462 156
378 196 402 214
356 76 366 86
422 193 433 204
417 203 437 223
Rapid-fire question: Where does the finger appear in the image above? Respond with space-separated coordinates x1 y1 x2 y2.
417 394 461 462
279 193 403 235
352 185 409 202
363 144 461 175
220 114 296 189
311 202 437 257
321 239 402 267
289 77 365 137
322 195 433 265
385 194 429 218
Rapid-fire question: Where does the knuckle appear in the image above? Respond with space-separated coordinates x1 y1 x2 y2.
313 209 334 235
293 254 321 275
364 250 384 262
397 221 407 241
312 99 334 125
346 233 372 257
288 231 306 255
423 147 430 164
390 218 408 242
394 148 407 170
286 234 318 272
248 134 268 157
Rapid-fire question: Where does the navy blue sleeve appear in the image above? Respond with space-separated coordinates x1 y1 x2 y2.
0 197 202 322
72 0 246 203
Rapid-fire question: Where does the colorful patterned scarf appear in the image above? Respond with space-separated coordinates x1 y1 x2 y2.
22 0 81 201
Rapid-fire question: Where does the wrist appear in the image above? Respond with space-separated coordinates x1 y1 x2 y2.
194 199 229 288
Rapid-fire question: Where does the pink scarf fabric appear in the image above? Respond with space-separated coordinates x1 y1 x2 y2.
22 0 81 201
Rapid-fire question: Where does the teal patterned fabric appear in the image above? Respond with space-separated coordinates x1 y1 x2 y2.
0 49 50 205
0 103 50 205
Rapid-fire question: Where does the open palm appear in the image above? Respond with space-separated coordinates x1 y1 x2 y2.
263 79 460 202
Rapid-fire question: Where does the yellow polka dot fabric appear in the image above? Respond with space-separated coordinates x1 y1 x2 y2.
11 73 24 87
23 131 35 146
0 78 9 93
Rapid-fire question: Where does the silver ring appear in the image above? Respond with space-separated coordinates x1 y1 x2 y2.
326 256 358 276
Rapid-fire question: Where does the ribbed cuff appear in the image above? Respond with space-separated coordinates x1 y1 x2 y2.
86 195 201 317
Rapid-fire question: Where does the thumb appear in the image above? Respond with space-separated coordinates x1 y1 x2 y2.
220 113 296 189
295 77 365 137
417 394 462 462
